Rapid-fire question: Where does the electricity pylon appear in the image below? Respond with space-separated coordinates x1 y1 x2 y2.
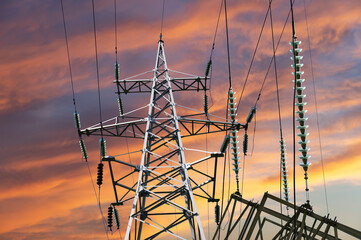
81 39 243 239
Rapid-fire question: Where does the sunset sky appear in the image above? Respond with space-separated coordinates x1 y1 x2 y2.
0 0 360 239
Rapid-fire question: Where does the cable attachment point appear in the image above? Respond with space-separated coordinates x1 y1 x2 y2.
290 39 311 202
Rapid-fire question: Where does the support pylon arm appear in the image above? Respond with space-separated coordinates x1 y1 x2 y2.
81 117 244 139
115 76 208 94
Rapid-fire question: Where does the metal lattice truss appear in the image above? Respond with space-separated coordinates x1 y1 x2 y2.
114 70 208 94
82 40 240 239
213 192 361 240
81 112 243 139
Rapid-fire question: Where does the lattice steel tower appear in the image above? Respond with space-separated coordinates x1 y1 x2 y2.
80 39 242 239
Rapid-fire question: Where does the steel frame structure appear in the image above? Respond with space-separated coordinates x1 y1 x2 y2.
213 192 361 240
82 39 241 239
79 39 361 240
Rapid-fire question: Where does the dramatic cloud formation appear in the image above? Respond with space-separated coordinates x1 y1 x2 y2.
0 0 360 239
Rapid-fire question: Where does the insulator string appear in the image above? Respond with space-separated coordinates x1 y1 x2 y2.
303 0 329 214
60 3 109 237
289 0 298 235
87 159 110 239
250 112 257 157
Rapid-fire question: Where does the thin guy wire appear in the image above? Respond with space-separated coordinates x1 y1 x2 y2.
219 0 232 229
206 0 224 111
90 1 110 238
236 0 273 114
206 0 223 111
160 0 165 38
114 0 118 62
224 0 232 88
225 0 232 200
303 0 329 214
269 0 285 224
253 0 295 109
210 0 224 59
60 0 77 112
60 1 109 238
91 0 104 136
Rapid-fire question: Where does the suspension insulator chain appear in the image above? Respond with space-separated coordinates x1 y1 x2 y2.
203 59 212 117
243 107 256 156
118 97 124 116
78 139 88 160
113 207 120 229
115 62 125 117
243 132 248 156
107 206 113 231
214 202 220 225
205 59 212 78
73 112 88 161
114 62 120 81
228 88 241 193
97 162 104 186
280 139 290 202
290 39 311 205
203 94 209 116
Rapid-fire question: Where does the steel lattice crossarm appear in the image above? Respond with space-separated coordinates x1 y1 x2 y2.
114 70 208 94
80 116 243 139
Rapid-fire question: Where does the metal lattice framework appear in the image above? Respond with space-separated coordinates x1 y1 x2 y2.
81 39 241 239
213 192 361 240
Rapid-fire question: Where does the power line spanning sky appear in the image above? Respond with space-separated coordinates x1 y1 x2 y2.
0 0 360 239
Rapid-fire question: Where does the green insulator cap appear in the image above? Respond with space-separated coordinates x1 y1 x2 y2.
79 139 88 160
99 138 107 157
